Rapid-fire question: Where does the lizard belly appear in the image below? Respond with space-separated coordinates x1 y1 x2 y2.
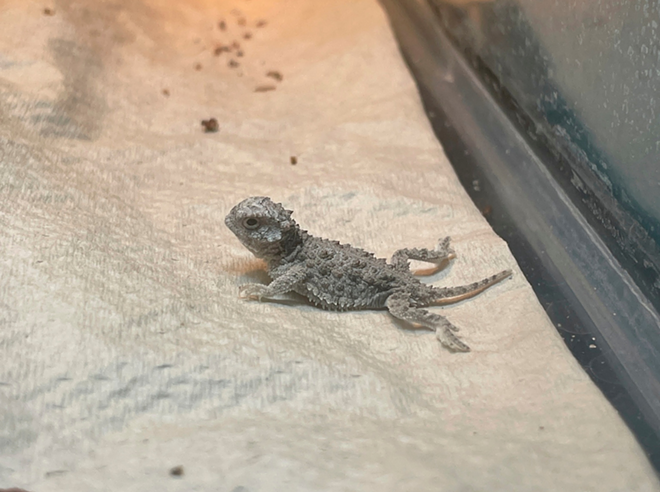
296 279 392 311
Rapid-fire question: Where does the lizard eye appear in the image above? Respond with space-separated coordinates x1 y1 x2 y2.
243 217 260 229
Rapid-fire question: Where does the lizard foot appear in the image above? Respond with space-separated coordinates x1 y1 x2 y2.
238 283 267 301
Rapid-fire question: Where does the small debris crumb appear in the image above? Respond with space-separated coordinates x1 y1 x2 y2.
201 118 219 133
214 45 230 56
162 89 170 97
228 59 240 68
266 70 283 82
539 426 545 430
256 20 268 28
236 50 244 57
169 465 184 477
218 20 227 31
243 32 252 40
43 7 55 15
194 62 203 71
290 156 298 165
231 41 241 50
237 18 246 26
481 205 492 217
588 344 597 349
44 470 67 477
254 85 276 93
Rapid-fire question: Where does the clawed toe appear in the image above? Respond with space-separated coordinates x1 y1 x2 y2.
436 236 456 260
238 284 265 301
436 328 470 352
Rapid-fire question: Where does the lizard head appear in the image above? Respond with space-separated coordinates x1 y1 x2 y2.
225 196 299 261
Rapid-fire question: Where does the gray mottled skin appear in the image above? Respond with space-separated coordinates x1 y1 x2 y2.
225 196 512 352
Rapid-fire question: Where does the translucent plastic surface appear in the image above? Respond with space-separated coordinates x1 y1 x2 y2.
432 0 660 245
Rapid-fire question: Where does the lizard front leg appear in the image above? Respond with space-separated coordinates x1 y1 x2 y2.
239 264 307 301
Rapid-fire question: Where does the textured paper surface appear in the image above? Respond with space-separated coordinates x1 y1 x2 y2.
0 0 657 490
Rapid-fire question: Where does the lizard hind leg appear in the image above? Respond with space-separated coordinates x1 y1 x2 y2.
390 236 456 275
431 269 512 306
386 293 470 352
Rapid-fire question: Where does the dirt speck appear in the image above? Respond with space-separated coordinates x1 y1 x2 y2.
194 62 203 71
201 118 219 133
243 32 252 40
214 45 230 56
170 465 184 477
254 85 276 93
237 18 247 27
44 470 67 477
228 59 240 68
162 89 170 97
266 71 283 82
218 20 227 31
290 156 298 165
43 7 55 15
481 205 492 217
236 50 244 57
256 20 268 28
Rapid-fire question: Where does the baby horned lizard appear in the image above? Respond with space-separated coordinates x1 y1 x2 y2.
225 197 512 352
